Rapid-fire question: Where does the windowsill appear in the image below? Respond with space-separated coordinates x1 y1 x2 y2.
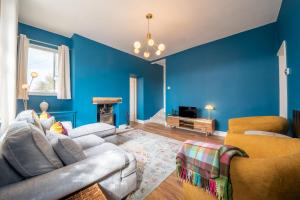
28 92 57 96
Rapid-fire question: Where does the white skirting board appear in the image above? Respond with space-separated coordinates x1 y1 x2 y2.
136 119 150 124
166 125 227 137
212 131 227 137
118 124 129 129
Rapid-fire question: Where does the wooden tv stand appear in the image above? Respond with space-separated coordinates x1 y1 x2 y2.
167 116 215 136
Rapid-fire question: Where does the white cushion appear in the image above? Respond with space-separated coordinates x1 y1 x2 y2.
15 110 44 133
73 134 105 150
61 121 73 131
244 130 291 138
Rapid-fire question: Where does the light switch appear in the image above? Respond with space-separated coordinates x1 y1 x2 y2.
285 68 291 75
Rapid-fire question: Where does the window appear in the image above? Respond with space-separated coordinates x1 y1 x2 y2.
27 44 58 95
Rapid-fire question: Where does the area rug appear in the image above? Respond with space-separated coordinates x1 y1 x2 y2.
117 129 182 200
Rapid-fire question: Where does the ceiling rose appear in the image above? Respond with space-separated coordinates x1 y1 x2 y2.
133 13 165 59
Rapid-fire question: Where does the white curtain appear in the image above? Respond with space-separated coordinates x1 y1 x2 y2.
57 45 71 99
0 0 18 132
16 34 30 99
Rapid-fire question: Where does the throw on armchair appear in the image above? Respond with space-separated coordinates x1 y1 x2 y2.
183 116 300 200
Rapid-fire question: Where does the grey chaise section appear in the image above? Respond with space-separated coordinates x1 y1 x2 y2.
0 151 127 200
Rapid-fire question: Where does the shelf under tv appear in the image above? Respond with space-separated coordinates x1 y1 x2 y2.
167 116 215 136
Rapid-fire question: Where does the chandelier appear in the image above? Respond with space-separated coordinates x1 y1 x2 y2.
133 13 165 59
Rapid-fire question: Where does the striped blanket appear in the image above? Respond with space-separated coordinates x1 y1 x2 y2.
176 140 247 200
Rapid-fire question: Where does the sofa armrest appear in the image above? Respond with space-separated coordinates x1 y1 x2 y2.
224 133 300 158
230 153 300 200
0 151 127 200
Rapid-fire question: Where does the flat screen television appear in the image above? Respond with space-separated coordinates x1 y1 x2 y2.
179 106 197 118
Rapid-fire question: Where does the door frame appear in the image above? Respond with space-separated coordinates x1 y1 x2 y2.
277 40 288 118
129 76 137 122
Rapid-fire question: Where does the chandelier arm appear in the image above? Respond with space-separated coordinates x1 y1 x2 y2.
147 17 150 35
152 45 158 51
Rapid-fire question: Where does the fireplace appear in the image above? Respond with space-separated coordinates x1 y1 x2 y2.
93 97 122 126
97 104 114 125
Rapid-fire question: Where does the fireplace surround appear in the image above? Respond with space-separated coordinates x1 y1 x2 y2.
93 97 122 126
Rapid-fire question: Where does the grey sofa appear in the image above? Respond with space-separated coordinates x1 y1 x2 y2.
0 111 137 200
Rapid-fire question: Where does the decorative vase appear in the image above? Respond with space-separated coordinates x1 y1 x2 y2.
40 101 49 112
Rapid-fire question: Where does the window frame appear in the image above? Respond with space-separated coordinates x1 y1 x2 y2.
27 43 58 96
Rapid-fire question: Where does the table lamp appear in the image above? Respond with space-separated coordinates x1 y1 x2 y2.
205 104 215 119
22 72 38 110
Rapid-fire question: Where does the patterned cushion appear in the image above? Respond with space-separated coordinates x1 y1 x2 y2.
15 110 44 133
40 116 55 132
46 131 86 165
39 111 52 120
50 121 68 135
2 121 63 178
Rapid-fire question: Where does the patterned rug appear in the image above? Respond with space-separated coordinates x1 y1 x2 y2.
117 129 182 200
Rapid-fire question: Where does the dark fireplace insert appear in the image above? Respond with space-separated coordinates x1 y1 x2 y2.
97 104 115 125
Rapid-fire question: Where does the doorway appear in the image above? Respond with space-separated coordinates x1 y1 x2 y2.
277 41 288 118
129 76 137 122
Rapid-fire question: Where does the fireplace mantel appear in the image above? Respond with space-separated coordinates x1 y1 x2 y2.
92 97 122 104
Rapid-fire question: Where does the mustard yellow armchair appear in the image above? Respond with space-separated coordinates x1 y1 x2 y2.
183 116 300 200
224 134 300 200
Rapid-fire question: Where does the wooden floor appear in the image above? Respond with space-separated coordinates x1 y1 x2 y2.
130 122 224 200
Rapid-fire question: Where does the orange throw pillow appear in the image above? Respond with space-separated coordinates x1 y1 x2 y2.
50 121 68 135
40 111 52 120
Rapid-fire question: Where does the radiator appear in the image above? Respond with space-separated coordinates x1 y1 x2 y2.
293 110 300 138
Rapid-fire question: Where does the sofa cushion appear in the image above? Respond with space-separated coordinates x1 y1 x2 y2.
2 121 63 178
0 147 23 187
47 132 86 165
83 143 136 177
84 142 125 158
73 134 105 150
15 110 44 133
68 123 115 138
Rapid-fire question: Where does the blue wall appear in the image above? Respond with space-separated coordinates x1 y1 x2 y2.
277 0 300 119
137 77 144 120
17 24 163 126
166 23 279 131
17 23 73 113
71 34 163 127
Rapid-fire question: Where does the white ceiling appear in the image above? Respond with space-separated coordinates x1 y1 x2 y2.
19 0 282 61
